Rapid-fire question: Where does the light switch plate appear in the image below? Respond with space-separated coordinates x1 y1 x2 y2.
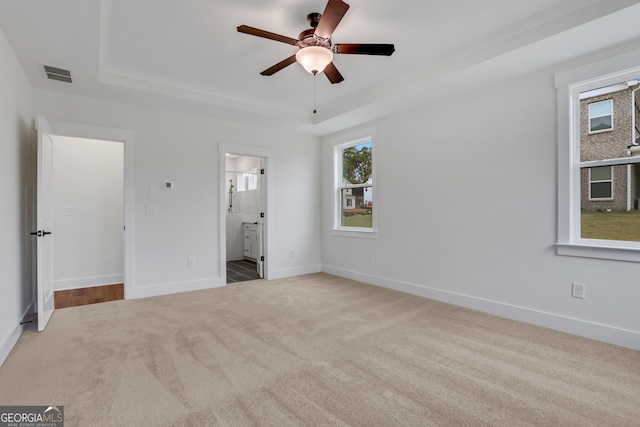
64 206 73 216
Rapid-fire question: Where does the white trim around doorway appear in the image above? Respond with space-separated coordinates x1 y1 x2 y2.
219 142 273 281
48 119 135 298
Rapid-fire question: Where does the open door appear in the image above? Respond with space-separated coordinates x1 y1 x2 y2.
35 115 56 331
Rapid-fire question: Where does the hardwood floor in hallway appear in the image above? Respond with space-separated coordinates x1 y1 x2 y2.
54 284 124 309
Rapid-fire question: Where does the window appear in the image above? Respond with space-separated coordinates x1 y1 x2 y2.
556 51 640 261
247 168 258 191
236 172 246 192
235 168 258 192
588 166 612 200
332 132 377 237
588 99 613 132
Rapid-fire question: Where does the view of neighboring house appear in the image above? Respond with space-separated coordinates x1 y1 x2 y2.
580 80 640 211
341 177 373 212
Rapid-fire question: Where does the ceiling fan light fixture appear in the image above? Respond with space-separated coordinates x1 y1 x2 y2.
296 46 333 75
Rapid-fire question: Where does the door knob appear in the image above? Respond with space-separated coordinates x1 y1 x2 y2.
29 230 52 237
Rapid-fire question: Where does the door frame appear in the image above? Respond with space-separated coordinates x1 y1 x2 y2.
45 119 135 297
219 143 272 281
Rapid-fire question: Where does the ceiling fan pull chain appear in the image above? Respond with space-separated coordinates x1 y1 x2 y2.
313 73 317 114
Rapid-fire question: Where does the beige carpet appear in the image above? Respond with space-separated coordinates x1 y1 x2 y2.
1 273 638 426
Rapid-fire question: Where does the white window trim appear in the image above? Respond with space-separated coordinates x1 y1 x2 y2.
588 99 613 134
331 129 378 239
588 166 613 201
555 49 640 262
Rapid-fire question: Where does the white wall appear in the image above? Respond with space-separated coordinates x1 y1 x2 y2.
33 89 321 298
0 25 33 366
52 136 124 290
321 52 640 350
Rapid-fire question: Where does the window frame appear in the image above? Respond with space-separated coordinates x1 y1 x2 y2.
555 50 640 262
331 130 378 238
588 99 613 133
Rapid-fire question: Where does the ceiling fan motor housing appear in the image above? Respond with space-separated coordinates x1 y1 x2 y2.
298 20 331 50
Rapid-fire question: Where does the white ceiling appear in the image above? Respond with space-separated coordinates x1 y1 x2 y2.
1 0 640 135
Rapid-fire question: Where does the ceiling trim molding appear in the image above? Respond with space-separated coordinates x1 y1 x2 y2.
94 0 640 137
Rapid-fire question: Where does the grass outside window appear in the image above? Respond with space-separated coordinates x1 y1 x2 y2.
581 210 640 242
342 213 372 228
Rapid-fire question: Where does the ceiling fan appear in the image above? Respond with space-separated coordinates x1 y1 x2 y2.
237 0 395 84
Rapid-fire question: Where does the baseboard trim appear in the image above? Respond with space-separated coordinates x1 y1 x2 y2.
55 274 124 291
321 265 640 351
0 302 35 368
0 324 23 368
269 264 321 280
126 277 226 300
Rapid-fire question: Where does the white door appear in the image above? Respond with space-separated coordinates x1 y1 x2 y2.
36 115 56 331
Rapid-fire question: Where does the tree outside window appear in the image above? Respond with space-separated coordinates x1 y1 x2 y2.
336 139 374 231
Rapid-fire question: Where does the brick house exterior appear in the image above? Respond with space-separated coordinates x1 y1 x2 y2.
580 82 640 211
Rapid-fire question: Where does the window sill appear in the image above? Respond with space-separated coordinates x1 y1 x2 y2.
556 241 640 262
588 128 613 135
331 228 379 239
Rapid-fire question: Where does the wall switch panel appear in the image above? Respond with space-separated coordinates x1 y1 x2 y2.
64 206 73 216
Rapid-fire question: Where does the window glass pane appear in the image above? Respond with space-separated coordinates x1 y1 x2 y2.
341 186 372 228
248 168 258 190
589 100 612 117
580 93 619 160
591 166 611 181
236 172 246 192
581 163 640 241
581 210 640 242
590 116 612 132
342 142 372 185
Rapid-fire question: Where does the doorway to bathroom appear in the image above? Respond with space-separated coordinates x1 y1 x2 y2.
224 153 265 283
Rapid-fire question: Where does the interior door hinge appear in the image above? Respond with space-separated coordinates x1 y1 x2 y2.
260 256 265 262
260 212 264 218
260 168 265 175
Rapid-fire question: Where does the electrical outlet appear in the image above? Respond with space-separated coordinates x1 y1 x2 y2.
145 204 158 216
290 249 295 258
572 282 585 299
187 257 196 268
366 254 374 263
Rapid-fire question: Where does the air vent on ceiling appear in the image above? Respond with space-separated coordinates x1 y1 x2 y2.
43 65 72 83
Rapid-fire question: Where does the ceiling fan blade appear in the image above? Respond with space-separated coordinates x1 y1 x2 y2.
323 62 344 84
260 55 298 76
315 0 350 40
334 43 395 56
237 25 299 46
